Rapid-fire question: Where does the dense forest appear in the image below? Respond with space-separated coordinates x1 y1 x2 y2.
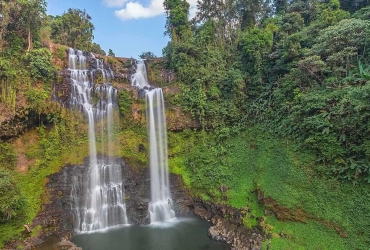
163 0 370 248
164 0 370 184
1 0 370 249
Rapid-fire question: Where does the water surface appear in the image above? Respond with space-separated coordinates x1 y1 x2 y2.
72 217 229 250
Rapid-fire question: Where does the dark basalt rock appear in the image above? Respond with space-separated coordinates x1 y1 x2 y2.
189 200 264 250
8 156 192 249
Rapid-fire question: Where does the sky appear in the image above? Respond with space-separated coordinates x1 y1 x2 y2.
46 0 198 58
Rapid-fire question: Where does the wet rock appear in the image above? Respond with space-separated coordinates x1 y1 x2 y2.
190 200 263 250
55 239 82 250
5 156 194 250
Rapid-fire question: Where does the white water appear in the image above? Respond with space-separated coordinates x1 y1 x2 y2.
131 62 176 223
131 62 150 88
68 48 128 232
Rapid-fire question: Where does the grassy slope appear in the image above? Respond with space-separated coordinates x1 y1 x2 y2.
168 128 370 249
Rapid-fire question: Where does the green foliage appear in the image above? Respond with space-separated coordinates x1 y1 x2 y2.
25 88 49 114
139 51 157 59
55 45 68 61
310 18 370 76
1 0 47 51
0 113 89 248
50 8 96 51
118 90 133 117
0 141 17 171
0 169 24 222
170 128 370 249
0 58 18 111
90 42 106 55
163 0 191 41
340 0 370 12
239 28 273 83
24 48 56 81
352 6 370 19
165 0 370 183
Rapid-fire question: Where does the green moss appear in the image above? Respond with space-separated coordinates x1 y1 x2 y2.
169 127 370 249
263 218 346 250
118 90 133 117
117 124 148 170
0 113 89 248
30 225 42 237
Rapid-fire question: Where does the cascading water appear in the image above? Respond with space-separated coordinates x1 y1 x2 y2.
131 62 150 89
131 62 176 223
68 48 128 232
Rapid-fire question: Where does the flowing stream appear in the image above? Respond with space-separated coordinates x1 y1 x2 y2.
68 48 128 232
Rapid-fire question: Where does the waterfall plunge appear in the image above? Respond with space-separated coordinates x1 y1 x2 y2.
68 48 128 232
131 62 176 223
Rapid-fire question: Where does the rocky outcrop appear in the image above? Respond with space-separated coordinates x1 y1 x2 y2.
209 221 263 250
0 107 29 139
54 240 82 250
52 50 134 107
144 59 175 84
186 200 264 250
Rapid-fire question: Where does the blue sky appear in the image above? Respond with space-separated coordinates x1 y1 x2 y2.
46 0 175 58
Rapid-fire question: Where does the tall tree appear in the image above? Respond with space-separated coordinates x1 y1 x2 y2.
18 0 47 51
163 0 191 42
0 0 46 52
50 8 94 50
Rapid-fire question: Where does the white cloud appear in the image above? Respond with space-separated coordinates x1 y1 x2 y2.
114 0 199 20
187 0 198 19
115 0 163 20
103 0 128 7
189 6 197 19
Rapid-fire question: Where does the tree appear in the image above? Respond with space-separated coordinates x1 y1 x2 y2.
90 42 105 55
139 51 157 59
311 18 370 77
18 0 47 51
340 0 370 12
108 49 115 57
50 8 95 50
164 0 191 42
0 0 46 52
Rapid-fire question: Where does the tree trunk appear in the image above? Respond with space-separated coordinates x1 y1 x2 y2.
27 27 32 51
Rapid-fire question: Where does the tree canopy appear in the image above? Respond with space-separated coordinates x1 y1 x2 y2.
50 8 96 52
163 0 370 183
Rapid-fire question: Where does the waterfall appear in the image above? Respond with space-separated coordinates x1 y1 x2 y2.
68 48 128 232
131 62 150 89
131 61 176 223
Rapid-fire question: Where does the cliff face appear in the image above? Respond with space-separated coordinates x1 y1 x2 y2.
0 45 199 140
4 156 192 250
1 46 203 249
